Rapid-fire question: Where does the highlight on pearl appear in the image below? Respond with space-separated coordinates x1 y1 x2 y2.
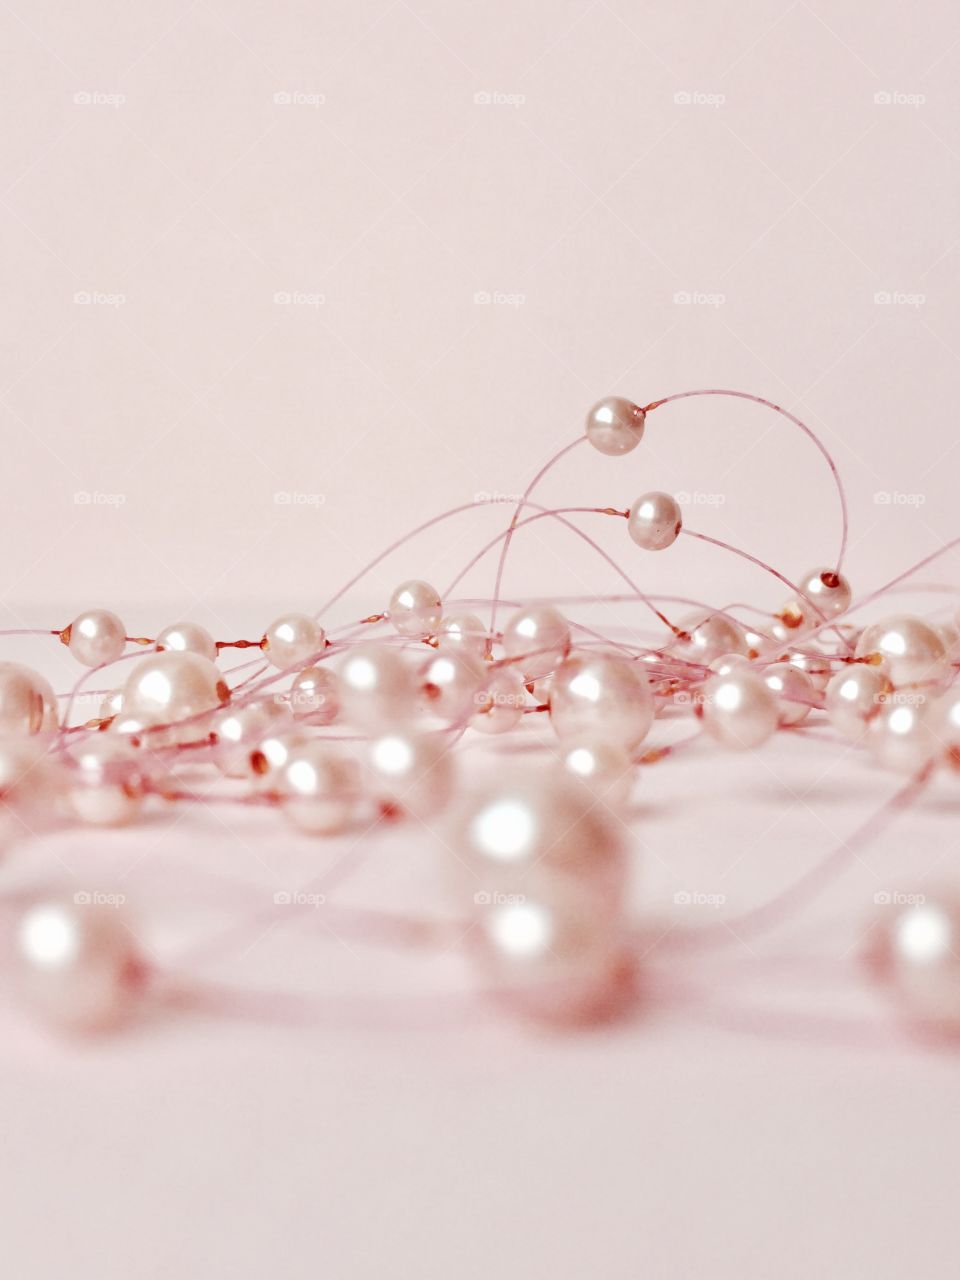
627 491 682 551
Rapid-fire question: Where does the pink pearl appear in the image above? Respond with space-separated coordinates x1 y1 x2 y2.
824 666 889 740
502 604 571 681
212 698 291 778
156 620 218 663
471 666 528 734
871 893 960 1034
66 735 145 826
585 396 645 456
797 567 852 620
786 648 833 691
290 666 340 723
627 491 682 551
854 615 946 686
122 651 228 735
676 611 749 664
0 662 59 735
66 609 126 668
699 669 779 749
279 742 361 835
438 613 488 655
708 653 751 676
339 644 417 729
549 653 653 750
557 738 635 809
262 613 325 670
762 661 815 726
14 900 143 1032
421 649 486 723
389 580 442 637
365 731 455 818
866 698 937 773
250 726 311 785
929 686 960 760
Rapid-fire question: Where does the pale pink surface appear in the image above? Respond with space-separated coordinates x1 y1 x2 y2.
2 1 960 1276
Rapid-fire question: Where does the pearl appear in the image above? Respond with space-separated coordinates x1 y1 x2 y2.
854 615 946 686
549 653 654 750
156 620 217 663
871 893 960 1034
708 653 751 676
928 687 960 760
250 727 310 784
0 662 59 735
824 666 889 740
502 604 571 681
675 611 749 664
699 669 779 749
212 698 291 778
585 396 645 456
14 900 143 1032
122 651 228 737
471 665 528 734
556 738 635 809
99 689 124 720
339 644 417 729
279 741 361 835
762 661 815 726
627 491 682 551
65 609 126 668
262 613 325 670
797 567 852 620
365 731 454 818
438 613 487 655
389 580 442 637
421 649 486 723
290 666 340 723
787 648 833 691
66 735 145 826
866 698 936 774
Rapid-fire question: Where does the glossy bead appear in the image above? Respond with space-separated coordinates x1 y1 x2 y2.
866 698 937 774
212 698 291 778
585 396 645 456
14 900 143 1032
365 731 454 818
66 609 126 668
471 666 528 734
438 613 487 655
0 662 58 735
290 666 340 723
797 567 852 621
556 738 635 809
708 653 751 676
699 669 779 749
929 686 960 760
262 613 325 670
339 644 417 729
871 893 960 1033
627 491 682 551
250 726 310 785
549 653 653 750
122 651 228 733
156 620 217 663
854 616 946 686
421 649 486 723
823 666 887 740
762 661 815 726
787 648 834 691
502 605 571 681
676 611 749 665
389 580 442 637
66 736 145 826
279 742 361 835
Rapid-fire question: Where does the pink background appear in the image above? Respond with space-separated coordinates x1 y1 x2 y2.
2 1 960 1275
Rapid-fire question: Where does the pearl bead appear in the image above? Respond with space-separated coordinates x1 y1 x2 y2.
557 738 635 809
797 567 852 620
438 613 488 655
0 662 59 735
421 649 486 723
550 652 653 750
212 698 291 778
156 620 217 663
279 742 361 835
502 604 571 681
708 653 751 677
676 611 749 664
866 698 936 773
854 615 946 686
290 666 340 723
872 893 960 1033
262 613 325 670
250 727 310 785
786 648 833 691
824 666 889 740
699 669 779 749
585 396 645 456
389 580 442 637
14 900 143 1032
627 491 682 551
339 644 417 729
122 651 228 735
471 665 528 734
66 609 126 668
66 735 145 826
365 731 454 818
762 661 815 726
929 687 960 760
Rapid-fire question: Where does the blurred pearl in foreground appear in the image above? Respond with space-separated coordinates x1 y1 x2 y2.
279 742 361 835
290 666 340 723
797 567 852 621
365 731 454 818
389 580 442 637
824 666 889 740
854 616 946 686
156 620 217 663
339 644 417 729
502 604 571 681
421 649 486 723
262 613 325 670
866 698 937 774
212 698 291 778
14 900 143 1032
471 666 527 734
871 893 960 1035
557 738 635 809
585 396 645 456
762 661 815 726
699 669 779 749
0 663 58 736
627 491 682 551
66 736 145 826
66 609 126 668
549 653 653 750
